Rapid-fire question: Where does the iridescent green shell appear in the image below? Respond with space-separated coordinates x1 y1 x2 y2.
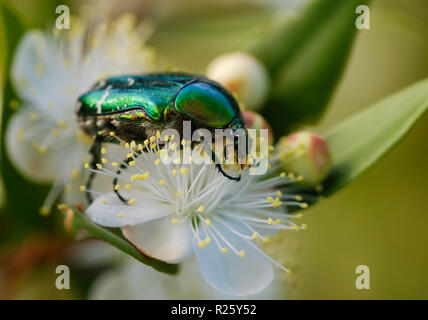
77 72 244 130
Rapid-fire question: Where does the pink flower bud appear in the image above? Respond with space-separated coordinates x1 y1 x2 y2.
276 131 331 185
242 110 274 145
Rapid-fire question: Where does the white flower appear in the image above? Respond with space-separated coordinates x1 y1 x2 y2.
84 135 308 296
5 15 153 215
89 255 285 300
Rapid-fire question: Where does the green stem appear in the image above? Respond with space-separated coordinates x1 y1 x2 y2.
59 205 179 275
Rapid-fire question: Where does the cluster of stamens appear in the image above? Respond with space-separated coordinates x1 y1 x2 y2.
81 131 309 272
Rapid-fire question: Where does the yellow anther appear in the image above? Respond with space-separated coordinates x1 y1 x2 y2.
268 218 274 224
280 172 286 178
263 237 271 243
271 197 282 208
84 162 90 169
109 131 115 136
295 195 303 201
197 205 205 213
130 141 136 149
251 232 258 239
172 169 178 176
144 139 149 146
125 143 130 149
143 172 149 179
267 196 274 202
128 198 136 205
239 250 246 258
295 213 303 219
300 202 309 209
126 152 133 159
51 128 59 136
79 185 86 192
101 147 107 154
268 145 274 152
117 212 124 218
173 158 181 164
176 191 183 197
29 113 38 121
114 184 120 191
301 224 308 230
275 219 282 224
276 190 282 197
101 157 108 164
112 162 118 167
129 160 136 166
156 130 161 138
297 175 304 182
154 158 161 165
149 136 156 143
221 248 229 253
101 199 106 204
180 167 188 175
197 241 205 248
124 184 131 190
169 142 177 150
96 163 103 170
151 143 157 149
138 144 143 151
159 179 165 185
288 172 296 179
71 169 79 180
205 218 211 226
39 206 50 216
39 146 47 155
130 175 137 181
171 218 179 224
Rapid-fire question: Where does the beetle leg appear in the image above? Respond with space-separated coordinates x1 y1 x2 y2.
86 135 103 204
113 150 142 204
210 145 241 182
113 160 130 204
215 163 241 182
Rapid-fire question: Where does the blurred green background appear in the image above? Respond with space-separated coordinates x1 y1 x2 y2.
0 0 427 299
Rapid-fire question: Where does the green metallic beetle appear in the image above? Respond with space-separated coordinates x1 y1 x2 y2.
77 73 248 202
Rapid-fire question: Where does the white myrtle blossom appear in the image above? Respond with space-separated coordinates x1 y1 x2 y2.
5 15 153 215
90 256 285 300
84 134 308 296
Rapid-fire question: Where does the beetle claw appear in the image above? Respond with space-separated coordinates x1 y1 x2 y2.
215 164 241 182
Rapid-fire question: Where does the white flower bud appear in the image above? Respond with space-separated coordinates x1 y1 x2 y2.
276 131 331 185
206 52 270 111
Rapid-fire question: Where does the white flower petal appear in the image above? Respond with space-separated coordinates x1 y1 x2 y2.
5 108 58 182
122 216 193 264
11 31 63 109
86 193 173 228
193 220 274 296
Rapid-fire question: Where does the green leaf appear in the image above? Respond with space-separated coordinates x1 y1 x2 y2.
245 0 369 136
59 205 179 275
323 77 428 196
